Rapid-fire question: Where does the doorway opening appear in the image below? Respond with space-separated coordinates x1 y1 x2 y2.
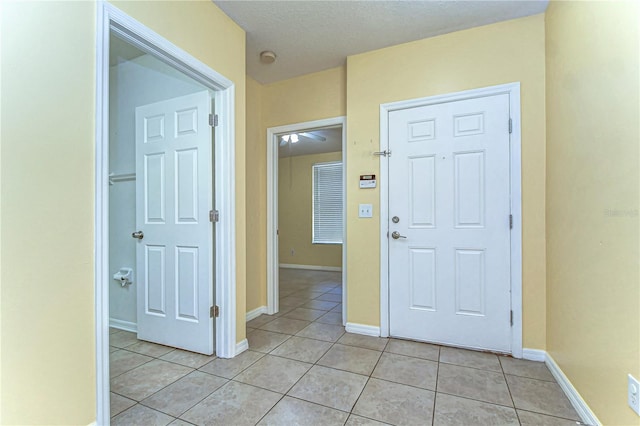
95 3 237 424
266 118 347 324
108 35 216 352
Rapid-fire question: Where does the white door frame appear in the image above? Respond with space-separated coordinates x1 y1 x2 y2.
266 117 347 323
95 2 237 424
379 83 523 358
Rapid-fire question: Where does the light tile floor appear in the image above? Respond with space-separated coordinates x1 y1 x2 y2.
110 268 581 425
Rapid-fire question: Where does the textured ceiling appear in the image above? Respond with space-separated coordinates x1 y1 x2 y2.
214 0 548 84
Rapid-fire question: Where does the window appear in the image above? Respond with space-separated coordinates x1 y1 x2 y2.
312 161 343 244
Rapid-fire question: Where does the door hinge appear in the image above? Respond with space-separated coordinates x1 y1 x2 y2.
509 214 513 229
508 118 513 134
210 305 219 318
209 113 218 127
510 310 514 326
210 210 219 222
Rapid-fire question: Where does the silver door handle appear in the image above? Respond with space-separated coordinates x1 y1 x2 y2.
131 231 144 240
391 231 407 239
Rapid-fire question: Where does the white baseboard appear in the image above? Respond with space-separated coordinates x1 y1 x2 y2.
235 338 249 356
279 263 342 272
109 318 137 333
246 306 267 322
522 348 546 362
545 353 601 426
345 322 380 337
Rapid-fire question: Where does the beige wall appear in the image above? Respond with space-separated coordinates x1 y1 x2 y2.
0 0 246 423
545 2 640 425
246 77 266 312
345 14 547 349
262 66 347 129
1 2 96 423
279 151 343 268
245 67 346 311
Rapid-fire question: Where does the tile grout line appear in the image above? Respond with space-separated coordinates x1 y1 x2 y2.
113 334 225 422
250 323 344 425
499 355 522 425
517 408 587 423
237 297 345 424
432 346 442 426
248 298 392 423
346 342 385 422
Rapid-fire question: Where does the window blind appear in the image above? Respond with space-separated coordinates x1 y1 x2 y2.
312 161 343 244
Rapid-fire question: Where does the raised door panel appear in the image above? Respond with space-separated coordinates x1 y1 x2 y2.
409 248 436 311
175 149 199 224
145 245 166 316
454 249 486 317
176 246 199 322
144 153 166 224
408 155 436 228
454 151 485 228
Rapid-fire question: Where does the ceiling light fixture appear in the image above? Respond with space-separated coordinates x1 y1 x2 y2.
260 51 276 64
280 133 298 144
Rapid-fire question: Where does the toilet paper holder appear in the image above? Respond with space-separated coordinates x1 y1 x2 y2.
113 268 133 287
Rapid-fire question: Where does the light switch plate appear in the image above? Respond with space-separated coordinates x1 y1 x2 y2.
359 204 373 218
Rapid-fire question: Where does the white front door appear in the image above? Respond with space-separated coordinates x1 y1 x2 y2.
388 93 512 352
135 90 214 355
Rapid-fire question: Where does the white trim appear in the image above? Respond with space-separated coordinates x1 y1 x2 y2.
213 83 237 360
345 323 381 337
109 319 137 333
266 117 347 320
246 306 267 322
94 5 110 425
508 85 523 359
266 125 278 315
546 353 602 426
379 103 390 338
379 83 523 356
95 3 237 424
279 264 342 272
340 122 347 326
522 348 546 362
236 338 249 355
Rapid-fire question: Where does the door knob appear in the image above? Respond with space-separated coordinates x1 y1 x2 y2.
391 231 407 239
131 231 144 240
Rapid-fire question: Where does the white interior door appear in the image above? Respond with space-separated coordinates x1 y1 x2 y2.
388 93 511 352
135 90 214 355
